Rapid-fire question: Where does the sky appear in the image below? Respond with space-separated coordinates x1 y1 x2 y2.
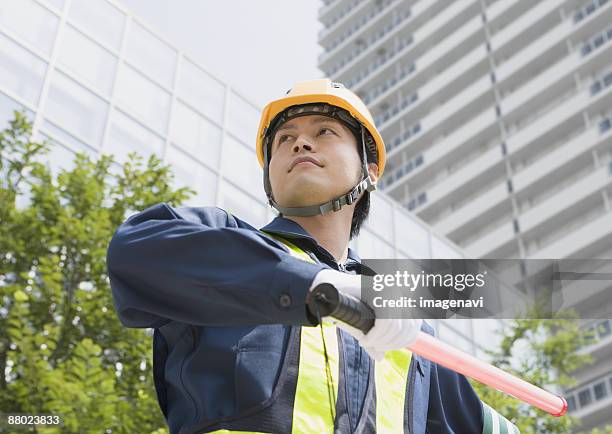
116 0 324 107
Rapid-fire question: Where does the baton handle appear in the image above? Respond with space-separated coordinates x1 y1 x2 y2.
307 283 568 417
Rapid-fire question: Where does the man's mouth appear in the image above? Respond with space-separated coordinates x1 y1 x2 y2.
289 156 322 172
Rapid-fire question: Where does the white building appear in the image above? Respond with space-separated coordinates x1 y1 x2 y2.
0 0 501 386
318 0 612 430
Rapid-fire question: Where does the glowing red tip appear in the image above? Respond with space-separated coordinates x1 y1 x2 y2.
551 396 568 417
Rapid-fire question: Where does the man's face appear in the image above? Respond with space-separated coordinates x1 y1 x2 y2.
268 114 364 208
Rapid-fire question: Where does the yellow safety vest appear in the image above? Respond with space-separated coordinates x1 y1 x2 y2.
224 231 409 434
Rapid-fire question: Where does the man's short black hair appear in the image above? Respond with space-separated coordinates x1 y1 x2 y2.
350 190 370 240
349 127 376 240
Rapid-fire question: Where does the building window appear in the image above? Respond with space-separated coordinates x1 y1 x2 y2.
170 102 222 168
590 70 612 96
581 24 612 57
594 382 608 400
567 395 576 412
501 142 507 155
415 154 424 167
595 319 611 337
404 160 413 173
574 10 584 23
388 122 421 151
513 219 520 234
581 44 592 56
507 179 513 193
0 0 60 56
601 118 611 134
115 64 171 134
179 60 226 124
417 192 427 206
46 71 108 146
574 0 609 24
608 161 612 175
584 325 598 345
578 388 593 407
68 0 126 50
104 109 164 165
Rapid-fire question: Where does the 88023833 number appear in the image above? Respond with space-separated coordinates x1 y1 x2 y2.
2 413 62 429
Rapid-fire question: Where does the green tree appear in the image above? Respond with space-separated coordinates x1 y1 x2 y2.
470 313 604 434
0 112 193 433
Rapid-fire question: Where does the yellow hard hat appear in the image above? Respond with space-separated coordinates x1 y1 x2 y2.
256 78 386 177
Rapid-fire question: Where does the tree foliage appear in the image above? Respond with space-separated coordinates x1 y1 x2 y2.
0 112 193 433
470 311 611 434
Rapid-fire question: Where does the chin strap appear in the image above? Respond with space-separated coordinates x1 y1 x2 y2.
263 124 377 217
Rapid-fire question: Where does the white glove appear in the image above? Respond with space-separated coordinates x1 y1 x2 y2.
309 269 422 361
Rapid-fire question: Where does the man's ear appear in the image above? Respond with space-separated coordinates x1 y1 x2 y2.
367 162 379 183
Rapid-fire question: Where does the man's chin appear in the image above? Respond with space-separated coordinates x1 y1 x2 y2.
276 188 334 208
274 177 354 208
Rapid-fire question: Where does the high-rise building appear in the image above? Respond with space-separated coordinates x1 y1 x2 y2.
318 0 612 430
0 0 498 379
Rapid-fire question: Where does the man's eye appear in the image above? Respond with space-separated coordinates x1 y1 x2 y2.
279 135 293 143
319 128 335 136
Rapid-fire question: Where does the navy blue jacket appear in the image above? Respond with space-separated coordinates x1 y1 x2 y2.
106 202 484 433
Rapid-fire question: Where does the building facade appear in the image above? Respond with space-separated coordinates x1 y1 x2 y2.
317 0 612 430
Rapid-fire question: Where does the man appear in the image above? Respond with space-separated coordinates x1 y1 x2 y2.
107 79 519 433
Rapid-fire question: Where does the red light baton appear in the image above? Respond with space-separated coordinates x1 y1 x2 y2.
307 283 567 417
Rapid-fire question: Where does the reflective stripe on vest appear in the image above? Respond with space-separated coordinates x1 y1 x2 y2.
263 232 340 433
481 401 520 434
375 349 412 433
264 231 413 433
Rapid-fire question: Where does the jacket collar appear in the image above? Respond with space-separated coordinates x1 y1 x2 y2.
260 216 362 265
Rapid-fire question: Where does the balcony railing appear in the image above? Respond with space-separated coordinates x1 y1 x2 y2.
574 0 609 23
386 122 421 153
379 152 423 189
320 0 407 61
373 92 418 126
363 62 415 104
326 6 412 75
319 0 365 39
404 191 427 211
583 319 612 348
590 68 612 96
567 324 612 413
364 13 483 107
341 35 414 88
580 23 612 56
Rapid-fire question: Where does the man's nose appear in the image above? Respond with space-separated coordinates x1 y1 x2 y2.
292 135 314 153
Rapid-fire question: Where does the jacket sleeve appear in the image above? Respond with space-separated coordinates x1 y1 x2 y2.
427 362 521 434
106 202 328 328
